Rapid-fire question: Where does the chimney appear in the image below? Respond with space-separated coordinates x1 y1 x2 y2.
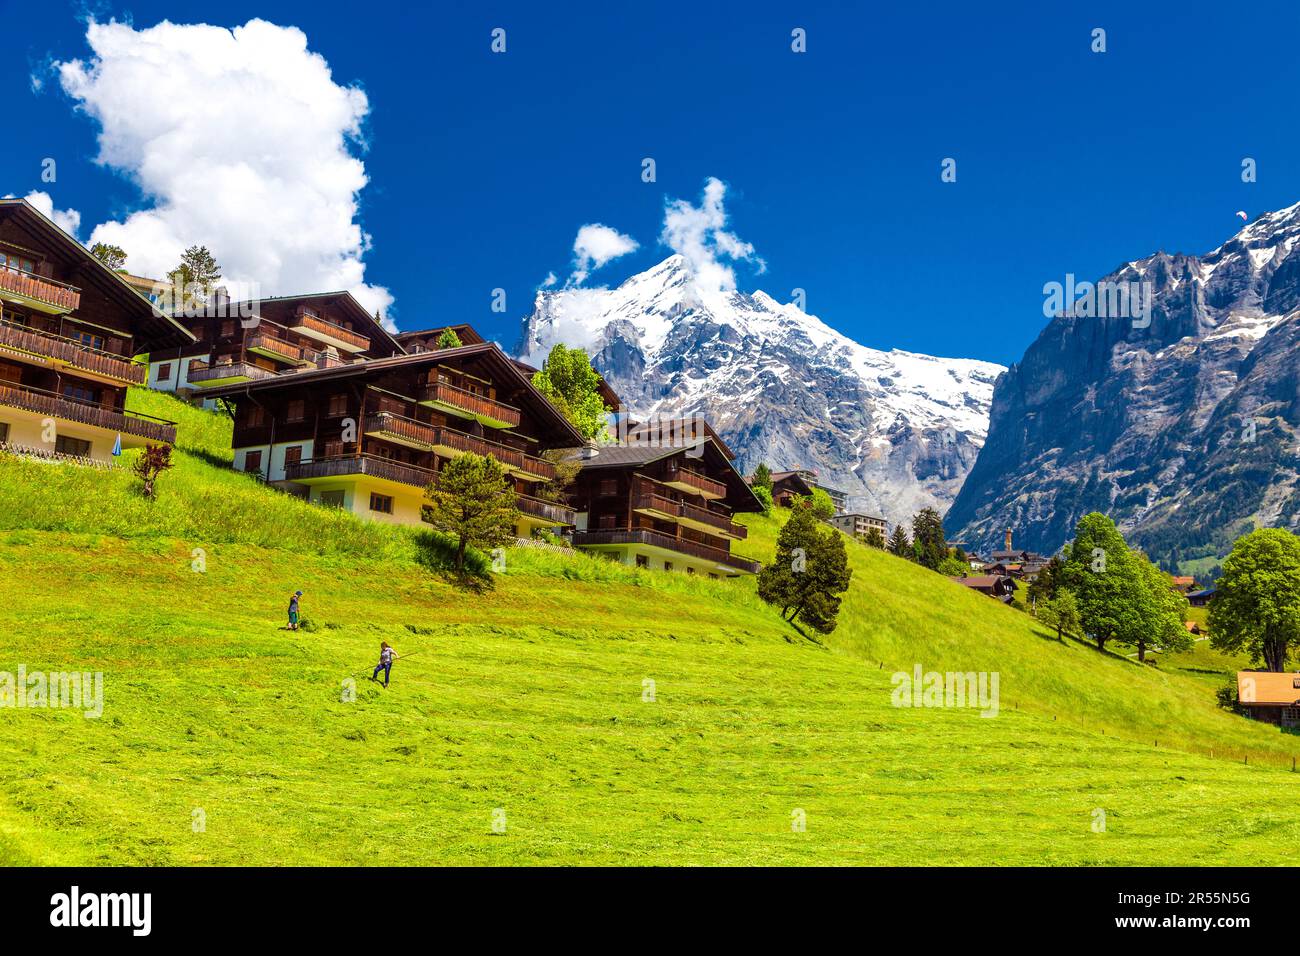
579 439 600 460
1004 528 1013 552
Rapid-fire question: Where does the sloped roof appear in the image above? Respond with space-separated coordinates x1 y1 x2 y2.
1237 671 1300 706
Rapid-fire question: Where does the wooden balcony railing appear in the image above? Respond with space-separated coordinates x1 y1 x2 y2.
293 313 369 351
189 362 279 385
364 412 437 448
632 489 747 539
664 465 727 499
0 382 176 444
0 319 144 384
572 529 760 574
0 268 81 312
515 494 576 526
285 454 437 489
430 426 556 480
245 331 312 364
421 380 521 428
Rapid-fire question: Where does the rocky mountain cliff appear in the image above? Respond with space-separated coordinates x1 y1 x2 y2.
947 203 1300 565
517 255 1005 527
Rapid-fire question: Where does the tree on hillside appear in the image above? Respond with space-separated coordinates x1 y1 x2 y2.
132 443 173 499
863 527 886 549
423 453 519 574
751 462 772 492
1038 589 1081 642
1027 555 1065 606
435 327 463 349
888 524 912 559
808 487 836 521
758 506 852 634
1059 512 1146 653
1126 553 1192 662
1210 528 1300 671
911 507 947 570
531 343 611 441
90 242 127 272
166 245 222 312
752 483 774 516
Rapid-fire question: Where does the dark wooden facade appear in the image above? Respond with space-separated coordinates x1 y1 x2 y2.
204 341 584 531
566 434 763 576
0 198 191 459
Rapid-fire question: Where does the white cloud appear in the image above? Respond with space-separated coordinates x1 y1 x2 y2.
660 177 764 293
55 18 394 323
570 223 638 285
540 270 558 288
23 190 82 238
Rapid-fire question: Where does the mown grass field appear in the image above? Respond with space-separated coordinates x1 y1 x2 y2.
0 390 1296 866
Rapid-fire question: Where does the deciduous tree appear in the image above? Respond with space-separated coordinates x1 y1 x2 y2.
531 344 610 441
758 507 852 634
1210 528 1300 672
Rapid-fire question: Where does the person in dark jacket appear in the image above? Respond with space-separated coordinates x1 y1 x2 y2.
287 590 303 630
372 641 397 687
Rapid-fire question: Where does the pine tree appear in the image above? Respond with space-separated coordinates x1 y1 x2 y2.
423 453 519 573
911 507 946 570
757 507 852 634
90 243 127 272
435 327 463 349
888 524 912 558
751 463 773 491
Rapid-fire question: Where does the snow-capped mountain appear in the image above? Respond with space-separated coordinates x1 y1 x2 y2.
947 201 1300 563
517 255 1005 526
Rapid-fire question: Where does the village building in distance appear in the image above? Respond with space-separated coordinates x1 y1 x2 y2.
0 198 192 464
1235 671 1300 728
829 512 888 541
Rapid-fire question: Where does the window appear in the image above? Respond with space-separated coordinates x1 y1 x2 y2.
286 399 306 422
598 514 616 529
62 384 97 404
221 321 236 338
664 562 673 573
635 554 648 568
55 435 92 457
157 363 172 382
327 393 348 417
599 479 617 496
370 493 393 514
320 490 345 509
191 325 204 339
0 252 35 274
244 405 266 427
686 567 695 575
69 329 106 351
244 450 263 474
283 446 303 467
0 423 9 444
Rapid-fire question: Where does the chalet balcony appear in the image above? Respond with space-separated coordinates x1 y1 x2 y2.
0 382 176 444
515 494 576 526
0 268 81 314
245 332 313 366
284 453 437 490
190 362 279 387
290 313 369 353
632 487 747 540
0 318 145 385
419 380 521 429
572 528 760 574
364 411 438 451
662 464 727 500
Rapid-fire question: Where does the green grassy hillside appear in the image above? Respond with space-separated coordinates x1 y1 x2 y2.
0 389 1296 866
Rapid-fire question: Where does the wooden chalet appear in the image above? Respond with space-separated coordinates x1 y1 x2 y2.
1187 588 1216 608
202 338 584 536
950 574 1018 603
147 291 402 399
558 421 763 577
1236 671 1300 727
0 198 191 463
761 469 815 507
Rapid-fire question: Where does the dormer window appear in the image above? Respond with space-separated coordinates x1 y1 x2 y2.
0 252 36 275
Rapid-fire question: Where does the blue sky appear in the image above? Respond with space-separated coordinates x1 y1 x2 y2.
5 0 1298 365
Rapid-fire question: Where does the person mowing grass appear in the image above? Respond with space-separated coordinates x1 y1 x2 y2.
287 590 303 631
372 641 397 688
